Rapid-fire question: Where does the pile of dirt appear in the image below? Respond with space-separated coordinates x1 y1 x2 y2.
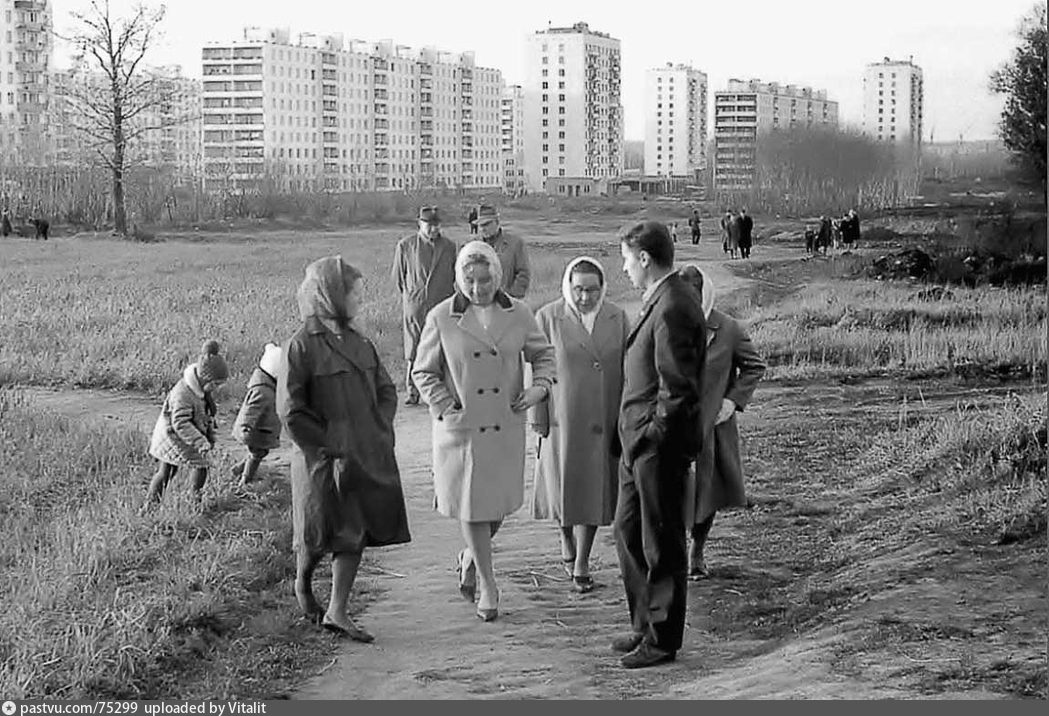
867 249 934 281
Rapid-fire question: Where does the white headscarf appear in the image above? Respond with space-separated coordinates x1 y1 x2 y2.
561 255 607 333
679 262 716 319
455 240 504 299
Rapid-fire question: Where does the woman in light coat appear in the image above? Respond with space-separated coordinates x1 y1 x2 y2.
413 240 556 621
278 255 412 642
530 256 629 593
678 264 766 579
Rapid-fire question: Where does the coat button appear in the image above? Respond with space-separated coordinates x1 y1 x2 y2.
479 426 486 433
494 425 501 431
593 361 602 370
490 349 498 356
478 388 485 394
493 387 500 394
473 351 481 358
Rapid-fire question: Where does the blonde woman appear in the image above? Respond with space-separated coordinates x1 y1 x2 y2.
413 240 556 621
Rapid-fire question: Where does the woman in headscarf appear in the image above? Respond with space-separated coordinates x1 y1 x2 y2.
678 263 766 579
277 255 411 642
412 240 556 622
530 256 630 593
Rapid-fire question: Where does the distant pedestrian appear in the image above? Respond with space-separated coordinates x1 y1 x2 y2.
33 217 49 241
670 222 679 243
143 339 229 508
1 209 11 237
816 216 833 256
737 208 753 259
726 212 741 259
688 209 702 245
468 205 479 235
230 342 283 489
720 212 733 254
392 205 457 406
804 227 817 254
842 209 860 250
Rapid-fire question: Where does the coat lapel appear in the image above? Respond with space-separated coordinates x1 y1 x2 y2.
482 291 516 347
626 277 673 346
557 301 600 360
319 328 375 376
705 313 721 348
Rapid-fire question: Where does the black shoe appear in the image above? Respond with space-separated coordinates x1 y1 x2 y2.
620 641 677 669
610 631 645 653
688 560 709 581
404 393 420 406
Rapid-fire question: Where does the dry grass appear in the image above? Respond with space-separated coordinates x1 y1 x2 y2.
0 229 627 401
741 279 1047 381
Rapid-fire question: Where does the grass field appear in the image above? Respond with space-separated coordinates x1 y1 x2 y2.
0 228 636 400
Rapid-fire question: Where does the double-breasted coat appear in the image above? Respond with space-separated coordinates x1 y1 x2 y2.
412 290 556 522
686 308 766 525
391 232 457 361
530 296 629 526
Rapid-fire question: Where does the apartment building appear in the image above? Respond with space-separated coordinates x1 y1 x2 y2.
713 78 839 190
862 57 923 151
201 26 503 193
500 84 525 194
49 65 202 183
0 0 52 167
644 63 707 180
523 22 623 194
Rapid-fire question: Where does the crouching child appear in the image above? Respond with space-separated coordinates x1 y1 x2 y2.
144 339 229 508
231 342 283 489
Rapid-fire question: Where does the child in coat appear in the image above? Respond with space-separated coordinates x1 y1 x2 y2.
143 339 229 507
231 342 283 489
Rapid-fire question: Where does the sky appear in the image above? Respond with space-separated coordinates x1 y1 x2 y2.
50 0 1039 143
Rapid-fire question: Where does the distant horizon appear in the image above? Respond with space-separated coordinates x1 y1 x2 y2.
47 0 1039 143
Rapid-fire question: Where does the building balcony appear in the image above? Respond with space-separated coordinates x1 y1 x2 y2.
419 62 433 75
322 52 337 65
461 83 473 94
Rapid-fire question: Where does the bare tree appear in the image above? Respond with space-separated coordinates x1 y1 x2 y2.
60 0 185 237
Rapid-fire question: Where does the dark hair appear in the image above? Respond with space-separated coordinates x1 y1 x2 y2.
620 221 674 268
569 259 604 286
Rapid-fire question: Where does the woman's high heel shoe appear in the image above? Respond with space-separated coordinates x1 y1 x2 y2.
476 588 499 622
456 549 477 602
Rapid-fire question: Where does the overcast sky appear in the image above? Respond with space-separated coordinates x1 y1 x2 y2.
52 0 1039 142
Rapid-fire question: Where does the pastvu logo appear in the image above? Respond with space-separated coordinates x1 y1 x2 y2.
2 701 16 716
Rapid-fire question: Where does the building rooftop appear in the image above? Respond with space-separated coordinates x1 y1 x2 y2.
536 21 613 39
868 56 921 67
719 78 832 101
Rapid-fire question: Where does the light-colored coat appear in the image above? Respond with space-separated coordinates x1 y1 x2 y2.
391 231 457 360
530 294 629 526
149 365 212 468
413 290 556 522
686 308 766 525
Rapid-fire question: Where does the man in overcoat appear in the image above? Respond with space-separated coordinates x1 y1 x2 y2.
392 206 457 405
612 221 706 669
476 204 530 298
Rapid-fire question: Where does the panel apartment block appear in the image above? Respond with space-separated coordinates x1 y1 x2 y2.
862 57 923 152
644 63 707 180
0 0 52 166
713 78 839 190
202 27 502 193
501 84 524 194
523 22 623 193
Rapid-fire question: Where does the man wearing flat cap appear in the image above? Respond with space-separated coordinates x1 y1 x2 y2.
475 203 530 298
392 206 457 405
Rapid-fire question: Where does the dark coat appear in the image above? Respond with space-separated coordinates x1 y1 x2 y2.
278 318 411 556
618 273 706 467
686 309 766 525
231 368 282 451
738 214 754 249
392 232 457 360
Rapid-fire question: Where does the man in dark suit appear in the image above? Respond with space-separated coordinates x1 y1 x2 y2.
612 221 706 669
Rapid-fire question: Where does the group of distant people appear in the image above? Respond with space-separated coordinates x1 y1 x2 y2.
805 209 861 256
668 208 756 261
142 202 767 669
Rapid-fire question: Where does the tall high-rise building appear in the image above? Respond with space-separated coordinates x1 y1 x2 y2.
713 78 839 190
523 22 622 193
862 57 923 151
644 63 707 181
0 0 53 166
201 27 503 193
501 84 525 194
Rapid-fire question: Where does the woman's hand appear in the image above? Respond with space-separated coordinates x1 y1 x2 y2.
512 386 547 413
